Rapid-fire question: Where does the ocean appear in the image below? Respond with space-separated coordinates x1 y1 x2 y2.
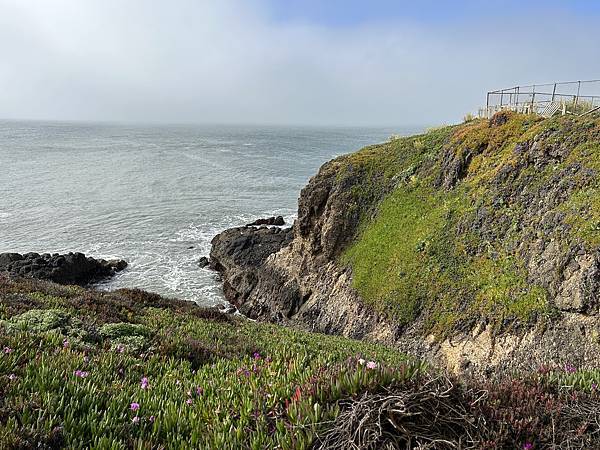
0 120 421 306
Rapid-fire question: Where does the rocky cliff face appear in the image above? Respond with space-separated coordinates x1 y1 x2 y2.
210 112 600 374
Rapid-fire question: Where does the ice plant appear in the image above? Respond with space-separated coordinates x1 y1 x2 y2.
292 387 302 402
149 415 155 422
132 416 140 424
565 363 577 374
196 386 204 395
74 370 89 378
62 338 69 348
366 361 378 369
130 402 140 411
523 443 533 450
3 346 13 354
140 377 149 389
253 351 261 359
186 398 193 405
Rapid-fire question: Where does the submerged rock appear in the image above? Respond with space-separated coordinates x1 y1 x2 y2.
0 251 127 285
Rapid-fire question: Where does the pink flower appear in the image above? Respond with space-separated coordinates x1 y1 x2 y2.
366 361 378 370
565 364 577 374
132 416 140 424
149 415 155 422
523 443 533 450
73 370 89 378
3 346 13 354
196 386 204 395
130 402 140 411
140 377 149 389
63 339 70 348
253 352 261 359
8 373 17 381
115 344 125 353
186 398 193 405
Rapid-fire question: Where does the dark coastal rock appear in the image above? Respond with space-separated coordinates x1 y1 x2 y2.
197 256 210 268
246 216 285 226
209 226 293 307
0 252 127 285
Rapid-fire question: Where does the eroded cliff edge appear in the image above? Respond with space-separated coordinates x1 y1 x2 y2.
210 112 600 374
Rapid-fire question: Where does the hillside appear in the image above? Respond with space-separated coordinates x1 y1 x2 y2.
210 112 600 374
3 275 600 449
0 275 416 448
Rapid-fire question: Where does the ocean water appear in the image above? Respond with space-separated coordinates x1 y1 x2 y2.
0 120 421 306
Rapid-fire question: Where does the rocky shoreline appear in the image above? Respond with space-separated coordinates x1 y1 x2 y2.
0 251 127 286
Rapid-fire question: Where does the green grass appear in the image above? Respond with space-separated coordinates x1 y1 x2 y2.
0 276 422 449
340 112 600 335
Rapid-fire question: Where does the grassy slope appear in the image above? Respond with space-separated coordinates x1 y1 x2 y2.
2 278 600 449
0 275 420 449
340 113 600 335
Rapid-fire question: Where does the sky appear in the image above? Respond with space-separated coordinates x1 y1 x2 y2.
1 0 599 126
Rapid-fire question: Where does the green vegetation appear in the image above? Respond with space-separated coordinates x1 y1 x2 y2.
1 276 599 448
0 276 422 449
341 112 600 334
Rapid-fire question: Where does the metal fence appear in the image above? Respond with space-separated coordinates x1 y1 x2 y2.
478 80 600 119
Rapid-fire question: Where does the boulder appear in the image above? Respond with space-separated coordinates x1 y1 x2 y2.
197 256 210 268
0 252 127 285
246 216 285 226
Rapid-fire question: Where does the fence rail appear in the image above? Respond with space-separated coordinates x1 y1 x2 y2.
478 80 600 119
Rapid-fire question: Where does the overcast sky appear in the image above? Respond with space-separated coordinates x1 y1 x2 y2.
1 0 599 126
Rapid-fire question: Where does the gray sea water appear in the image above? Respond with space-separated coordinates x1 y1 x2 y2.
0 120 421 306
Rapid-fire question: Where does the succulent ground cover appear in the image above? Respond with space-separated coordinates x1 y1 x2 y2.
2 275 600 448
0 275 420 449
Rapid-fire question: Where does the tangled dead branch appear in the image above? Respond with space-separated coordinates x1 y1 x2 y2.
313 375 600 450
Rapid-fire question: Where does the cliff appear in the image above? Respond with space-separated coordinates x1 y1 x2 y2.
210 112 600 374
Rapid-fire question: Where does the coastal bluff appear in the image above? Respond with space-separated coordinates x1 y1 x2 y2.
210 111 600 375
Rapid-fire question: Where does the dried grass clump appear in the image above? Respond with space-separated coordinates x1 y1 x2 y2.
314 375 600 450
315 376 480 450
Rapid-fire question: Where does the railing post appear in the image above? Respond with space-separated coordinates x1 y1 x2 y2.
575 80 581 109
531 85 536 113
551 83 557 102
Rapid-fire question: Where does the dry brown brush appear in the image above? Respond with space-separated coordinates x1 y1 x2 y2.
314 374 600 450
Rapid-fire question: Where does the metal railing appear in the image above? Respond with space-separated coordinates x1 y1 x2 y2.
478 80 600 119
